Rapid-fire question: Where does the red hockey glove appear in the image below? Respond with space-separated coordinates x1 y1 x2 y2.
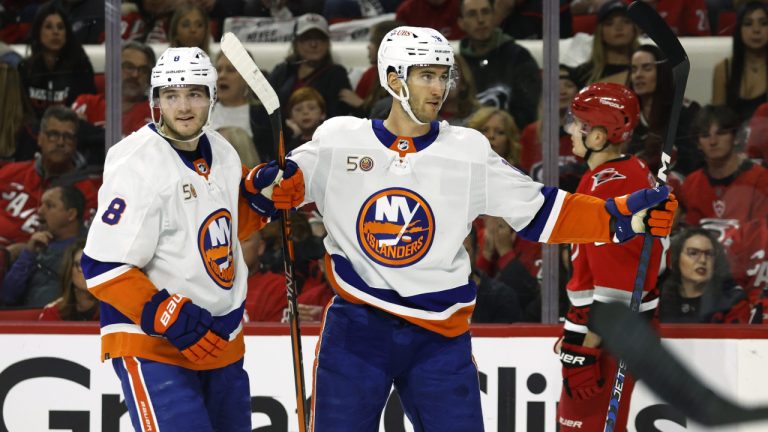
140 289 229 364
560 342 604 400
605 186 677 242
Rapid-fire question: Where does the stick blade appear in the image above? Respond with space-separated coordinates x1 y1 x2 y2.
219 32 281 115
592 302 768 426
627 1 687 65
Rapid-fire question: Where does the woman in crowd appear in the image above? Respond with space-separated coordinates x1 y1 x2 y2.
168 3 211 54
18 2 96 120
0 62 37 162
712 1 768 124
658 227 750 323
39 239 98 321
574 0 639 86
466 107 521 167
269 13 355 118
627 44 702 175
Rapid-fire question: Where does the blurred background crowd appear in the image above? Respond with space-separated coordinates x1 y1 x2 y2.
0 0 767 326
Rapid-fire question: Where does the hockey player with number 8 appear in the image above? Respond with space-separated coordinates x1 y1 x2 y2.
556 82 674 432
80 47 303 431
246 27 677 431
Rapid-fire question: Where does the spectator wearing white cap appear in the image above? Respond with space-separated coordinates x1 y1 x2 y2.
268 13 357 118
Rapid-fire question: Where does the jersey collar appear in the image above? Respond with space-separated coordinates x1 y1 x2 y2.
150 123 213 178
371 119 440 157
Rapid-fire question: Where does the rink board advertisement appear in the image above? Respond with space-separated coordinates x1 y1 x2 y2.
0 324 767 432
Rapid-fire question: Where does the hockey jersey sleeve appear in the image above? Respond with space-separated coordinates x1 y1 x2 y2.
482 151 612 244
82 163 163 321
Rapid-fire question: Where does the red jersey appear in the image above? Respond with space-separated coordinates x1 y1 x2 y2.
519 121 573 173
716 218 768 306
71 94 152 136
566 156 663 332
245 269 334 322
680 160 768 227
0 161 102 246
395 0 465 40
654 0 711 36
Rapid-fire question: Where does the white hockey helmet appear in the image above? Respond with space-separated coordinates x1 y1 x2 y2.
149 47 217 141
377 26 456 124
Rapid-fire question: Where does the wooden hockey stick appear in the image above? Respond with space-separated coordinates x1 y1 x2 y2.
220 32 309 432
603 2 690 431
593 302 768 427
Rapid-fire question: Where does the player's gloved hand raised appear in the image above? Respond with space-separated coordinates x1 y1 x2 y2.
560 342 604 400
140 289 229 364
605 185 678 243
243 160 305 217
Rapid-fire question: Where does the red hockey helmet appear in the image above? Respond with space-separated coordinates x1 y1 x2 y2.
570 82 640 144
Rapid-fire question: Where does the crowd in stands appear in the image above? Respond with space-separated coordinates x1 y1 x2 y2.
0 0 767 326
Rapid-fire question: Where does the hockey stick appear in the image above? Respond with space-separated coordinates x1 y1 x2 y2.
593 302 768 427
603 2 690 431
220 33 309 432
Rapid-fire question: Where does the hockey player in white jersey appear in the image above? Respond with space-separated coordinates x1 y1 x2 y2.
80 47 303 432
245 26 677 431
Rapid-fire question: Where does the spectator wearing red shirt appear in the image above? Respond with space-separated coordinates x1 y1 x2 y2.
680 105 768 227
71 41 155 137
644 0 711 36
0 106 101 261
746 101 768 164
396 0 465 40
519 65 587 192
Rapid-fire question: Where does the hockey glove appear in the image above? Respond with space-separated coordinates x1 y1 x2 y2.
243 160 305 216
140 289 229 364
560 342 604 400
605 186 677 242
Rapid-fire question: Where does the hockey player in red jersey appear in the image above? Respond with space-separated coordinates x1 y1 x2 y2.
249 27 677 431
557 82 667 432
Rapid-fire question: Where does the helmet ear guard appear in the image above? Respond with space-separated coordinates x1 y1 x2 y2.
149 47 218 142
377 26 457 125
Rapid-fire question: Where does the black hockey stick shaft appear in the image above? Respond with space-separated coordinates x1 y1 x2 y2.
218 33 309 432
604 2 689 431
272 109 310 432
594 302 768 427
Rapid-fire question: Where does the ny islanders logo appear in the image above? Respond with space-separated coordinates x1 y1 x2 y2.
357 188 434 267
198 209 235 288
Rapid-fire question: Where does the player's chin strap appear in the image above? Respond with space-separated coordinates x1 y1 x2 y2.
394 80 427 126
582 134 612 163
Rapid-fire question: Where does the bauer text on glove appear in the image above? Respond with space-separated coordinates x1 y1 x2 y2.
140 289 229 364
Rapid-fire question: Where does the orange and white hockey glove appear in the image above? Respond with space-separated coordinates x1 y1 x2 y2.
140 289 229 364
605 186 678 242
243 160 305 216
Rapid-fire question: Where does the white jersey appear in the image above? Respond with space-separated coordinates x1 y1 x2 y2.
82 124 261 368
290 117 572 336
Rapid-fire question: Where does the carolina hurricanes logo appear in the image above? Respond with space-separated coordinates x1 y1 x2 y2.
713 200 726 218
198 209 235 289
590 168 626 191
357 188 435 267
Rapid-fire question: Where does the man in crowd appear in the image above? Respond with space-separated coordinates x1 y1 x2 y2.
0 105 101 263
2 185 85 307
458 0 541 129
